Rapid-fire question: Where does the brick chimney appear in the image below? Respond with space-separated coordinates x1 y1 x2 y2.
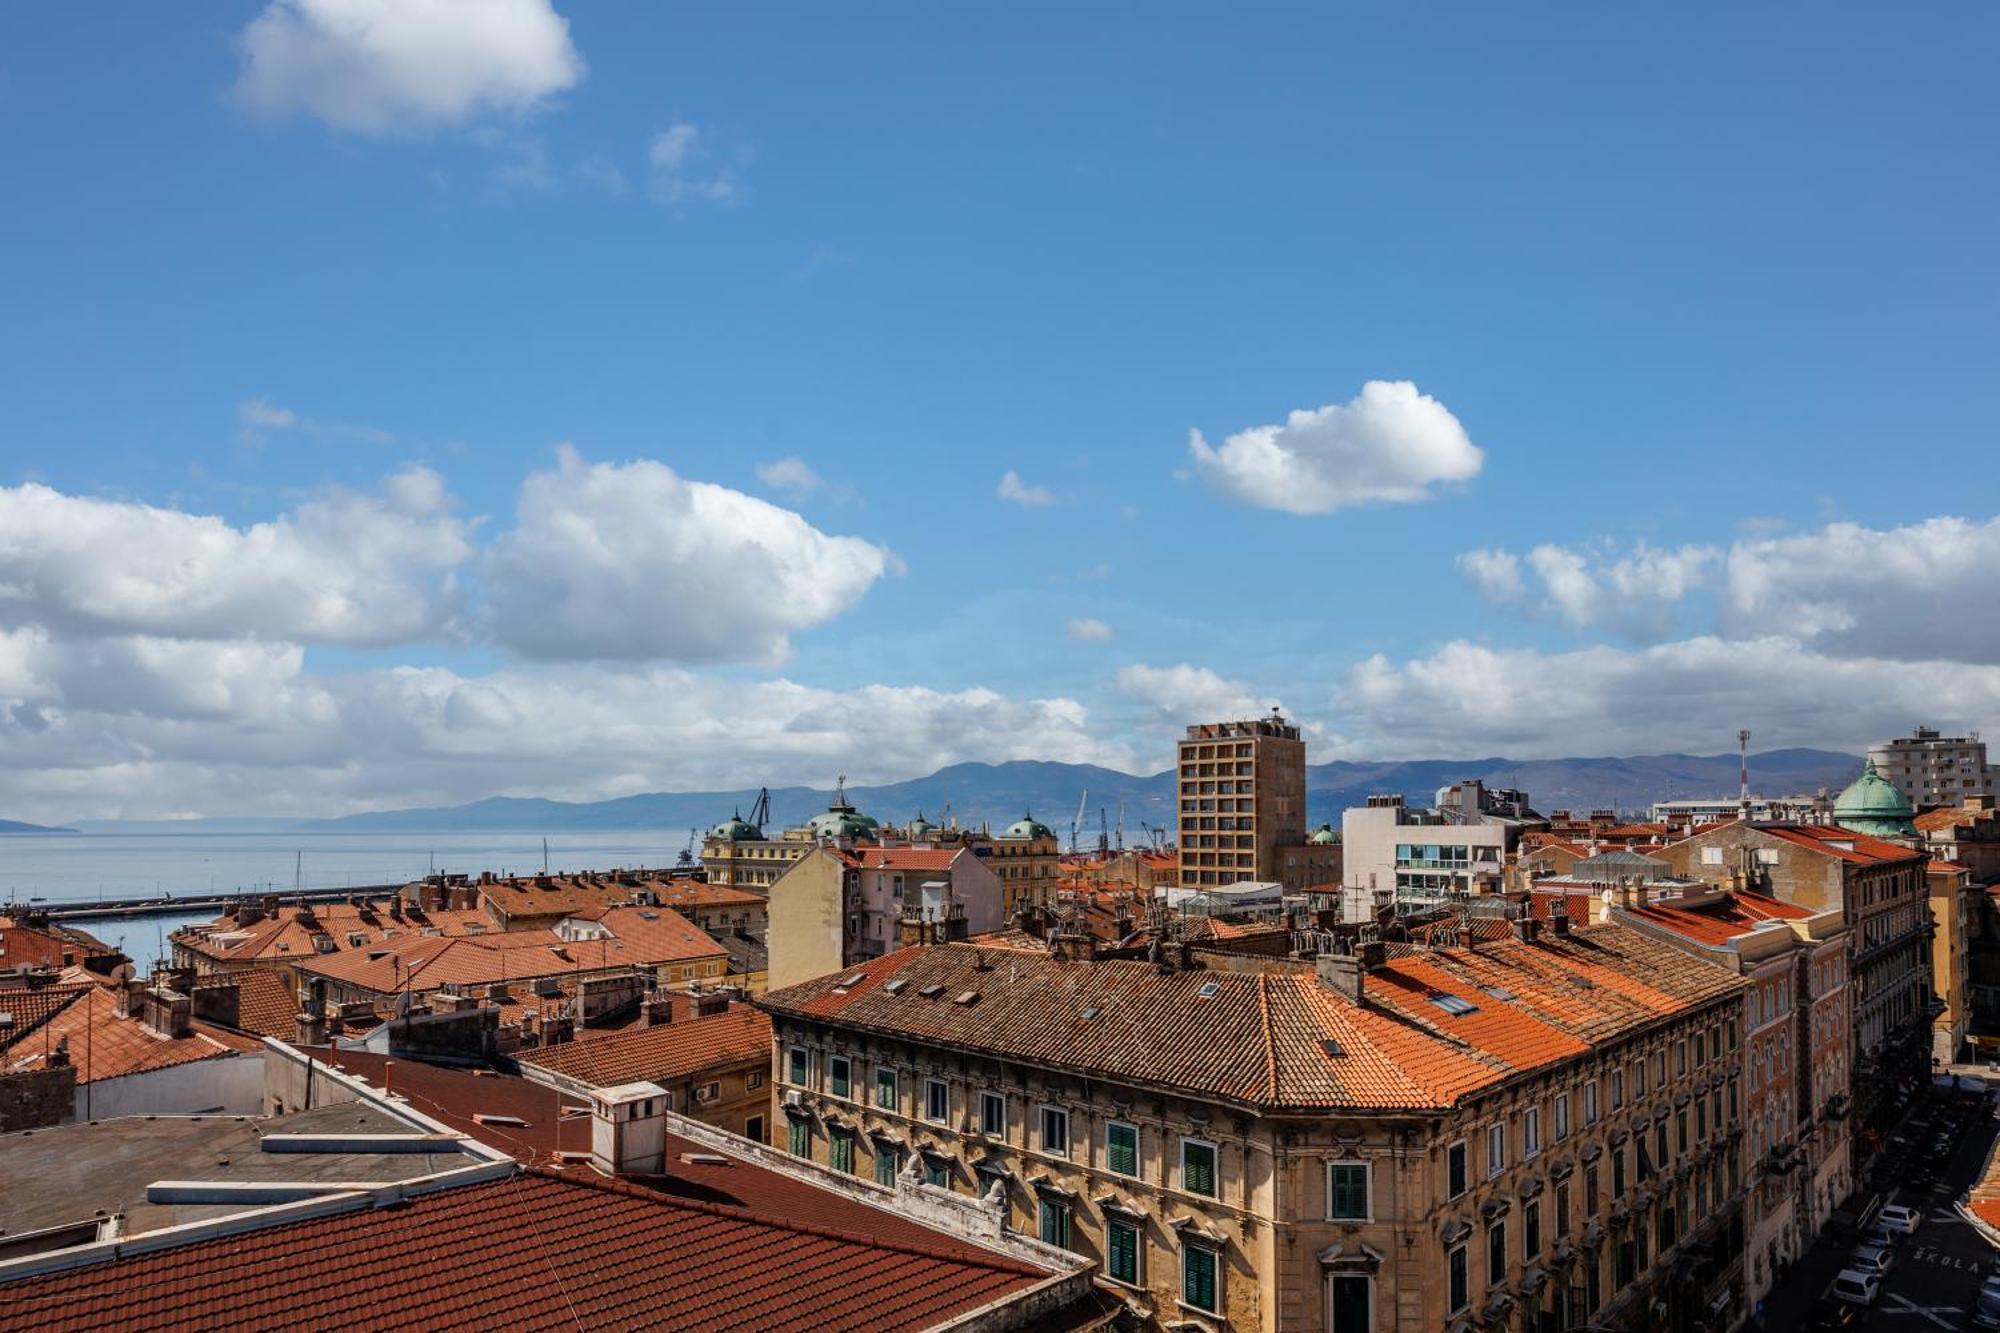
1316 938 1385 1005
139 985 193 1039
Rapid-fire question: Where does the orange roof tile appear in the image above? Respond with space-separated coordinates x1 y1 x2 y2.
3 987 258 1084
518 1005 772 1088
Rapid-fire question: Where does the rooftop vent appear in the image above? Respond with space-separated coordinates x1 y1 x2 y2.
1481 985 1518 1002
953 991 979 1006
1430 994 1479 1016
918 983 946 999
839 972 866 988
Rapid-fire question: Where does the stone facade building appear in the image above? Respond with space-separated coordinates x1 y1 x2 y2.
759 916 1748 1332
765 845 1007 989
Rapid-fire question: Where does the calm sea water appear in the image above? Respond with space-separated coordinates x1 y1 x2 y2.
0 830 695 962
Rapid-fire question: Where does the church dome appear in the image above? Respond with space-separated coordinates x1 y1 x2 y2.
708 813 762 842
1832 759 1917 837
1002 812 1056 840
904 812 936 840
1309 823 1340 845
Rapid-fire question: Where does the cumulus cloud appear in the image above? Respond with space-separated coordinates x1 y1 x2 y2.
648 122 737 203
1335 636 2000 758
483 446 894 664
237 396 392 447
0 656 1126 822
1066 617 1114 643
1457 548 1525 603
234 0 585 134
1724 516 2000 663
1116 663 1273 723
1188 380 1483 515
997 471 1055 508
0 471 471 647
755 456 856 504
1456 540 1718 640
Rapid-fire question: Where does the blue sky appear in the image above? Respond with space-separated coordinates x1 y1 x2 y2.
1 2 1997 819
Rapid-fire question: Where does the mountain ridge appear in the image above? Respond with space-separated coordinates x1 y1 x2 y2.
93 748 1859 836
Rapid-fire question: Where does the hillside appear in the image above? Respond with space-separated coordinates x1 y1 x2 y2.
0 818 76 834
290 749 1862 836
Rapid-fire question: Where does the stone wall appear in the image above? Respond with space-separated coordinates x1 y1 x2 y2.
0 1065 75 1131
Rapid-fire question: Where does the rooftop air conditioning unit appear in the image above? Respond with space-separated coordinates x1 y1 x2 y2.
783 1089 804 1108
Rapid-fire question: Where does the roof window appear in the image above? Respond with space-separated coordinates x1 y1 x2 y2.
1480 985 1518 1002
1080 1006 1101 1021
1430 994 1479 1016
1321 1038 1345 1058
918 983 946 999
839 972 866 988
884 978 909 995
1196 982 1220 1000
953 991 980 1006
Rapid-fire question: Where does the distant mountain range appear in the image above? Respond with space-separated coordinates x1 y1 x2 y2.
166 747 1859 837
0 818 76 834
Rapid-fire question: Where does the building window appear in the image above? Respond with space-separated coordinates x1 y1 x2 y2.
1525 1199 1542 1258
1041 1105 1070 1157
1448 1141 1468 1198
1554 1094 1570 1140
1182 1138 1219 1197
1327 1161 1370 1220
1584 1164 1600 1217
1612 1145 1626 1198
923 1156 949 1189
1183 1244 1220 1314
1107 1216 1141 1285
1488 1220 1507 1286
1487 1123 1506 1178
787 1046 808 1086
1635 1059 1647 1098
1525 1108 1542 1158
1038 1197 1072 1249
925 1078 949 1123
1556 1181 1571 1236
829 1056 851 1100
747 1069 764 1090
1610 1070 1623 1110
830 1129 855 1174
875 1145 899 1185
1448 1244 1469 1314
1584 1080 1600 1124
1108 1120 1140 1178
787 1118 809 1158
875 1067 898 1110
980 1091 1006 1137
695 1081 720 1104
1676 1109 1688 1154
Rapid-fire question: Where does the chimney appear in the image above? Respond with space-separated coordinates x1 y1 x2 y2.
1550 897 1573 936
590 1082 669 1176
140 985 194 1040
642 990 674 1026
1513 915 1542 944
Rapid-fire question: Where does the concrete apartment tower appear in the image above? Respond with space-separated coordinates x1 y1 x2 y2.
1175 710 1306 887
1868 725 1993 809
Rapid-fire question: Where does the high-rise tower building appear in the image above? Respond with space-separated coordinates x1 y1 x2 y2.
1175 710 1306 887
1868 726 1993 809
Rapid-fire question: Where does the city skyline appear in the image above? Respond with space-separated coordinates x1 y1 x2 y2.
3 2 1998 819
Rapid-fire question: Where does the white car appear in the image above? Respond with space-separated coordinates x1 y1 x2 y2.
1829 1270 1880 1307
1876 1204 1922 1234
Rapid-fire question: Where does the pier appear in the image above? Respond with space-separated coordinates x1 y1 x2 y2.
10 882 410 924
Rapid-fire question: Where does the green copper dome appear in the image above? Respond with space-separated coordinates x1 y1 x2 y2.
904 811 936 840
1832 758 1917 837
709 812 763 842
808 809 875 840
1309 823 1340 845
1002 812 1056 840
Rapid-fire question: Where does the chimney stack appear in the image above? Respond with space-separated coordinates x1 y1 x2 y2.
590 1082 669 1176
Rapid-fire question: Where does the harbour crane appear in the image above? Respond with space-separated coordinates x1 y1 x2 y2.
1070 788 1088 854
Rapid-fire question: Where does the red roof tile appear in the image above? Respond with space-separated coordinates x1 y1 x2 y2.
518 1005 772 1088
3 987 259 1084
0 1168 1057 1333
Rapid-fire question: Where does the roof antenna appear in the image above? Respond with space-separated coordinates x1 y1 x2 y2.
1737 728 1752 823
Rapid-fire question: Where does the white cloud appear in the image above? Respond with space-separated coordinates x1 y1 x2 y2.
1456 540 1718 640
1457 548 1525 603
1724 516 2000 663
1066 617 1115 643
237 397 298 431
0 471 470 647
997 470 1055 508
483 446 894 664
234 0 585 134
648 122 737 203
1116 662 1273 723
1188 380 1483 515
754 456 857 505
1335 635 2000 758
236 396 393 447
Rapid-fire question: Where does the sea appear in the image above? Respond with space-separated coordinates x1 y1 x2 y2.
0 830 695 962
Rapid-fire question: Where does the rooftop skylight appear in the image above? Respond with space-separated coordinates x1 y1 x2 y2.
1430 994 1479 1016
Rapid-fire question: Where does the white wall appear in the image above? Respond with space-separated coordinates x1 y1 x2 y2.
74 1052 265 1120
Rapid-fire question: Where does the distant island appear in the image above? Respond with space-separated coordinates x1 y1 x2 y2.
64 748 1863 836
0 818 76 834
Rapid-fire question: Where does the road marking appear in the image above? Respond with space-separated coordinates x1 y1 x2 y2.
1879 1293 1962 1328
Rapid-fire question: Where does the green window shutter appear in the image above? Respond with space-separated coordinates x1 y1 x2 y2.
1330 1164 1367 1219
831 1131 853 1174
787 1119 809 1158
1108 1219 1139 1284
876 1069 896 1108
875 1147 898 1185
1183 1246 1217 1311
1108 1123 1138 1176
1184 1141 1217 1196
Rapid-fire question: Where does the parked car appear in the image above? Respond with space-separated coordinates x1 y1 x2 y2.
1807 1296 1862 1330
1828 1269 1881 1307
1846 1243 1894 1278
1976 1276 2000 1330
1876 1203 1922 1234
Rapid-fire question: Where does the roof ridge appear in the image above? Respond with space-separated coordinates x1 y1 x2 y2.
519 1166 1051 1278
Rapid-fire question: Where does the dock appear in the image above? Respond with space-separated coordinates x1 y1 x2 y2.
11 882 410 924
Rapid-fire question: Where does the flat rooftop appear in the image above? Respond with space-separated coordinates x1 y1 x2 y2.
0 1102 468 1238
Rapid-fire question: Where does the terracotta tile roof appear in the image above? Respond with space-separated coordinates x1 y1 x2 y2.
642 880 767 911
211 968 300 1038
1759 823 1925 865
0 925 72 971
759 926 1743 1113
479 875 651 920
0 1167 1059 1333
1623 890 1811 948
0 982 96 1046
173 903 496 965
847 848 961 872
295 912 723 995
2 987 259 1084
518 1005 772 1088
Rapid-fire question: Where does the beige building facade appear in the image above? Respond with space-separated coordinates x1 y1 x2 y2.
1178 713 1308 889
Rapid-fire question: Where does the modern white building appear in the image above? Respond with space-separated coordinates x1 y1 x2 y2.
1869 726 1993 808
1339 794 1511 903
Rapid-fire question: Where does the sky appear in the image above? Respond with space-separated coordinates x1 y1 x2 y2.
1 1 1998 821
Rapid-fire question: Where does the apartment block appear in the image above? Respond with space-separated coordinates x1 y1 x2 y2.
759 914 1749 1333
1869 725 1994 808
1176 712 1307 888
